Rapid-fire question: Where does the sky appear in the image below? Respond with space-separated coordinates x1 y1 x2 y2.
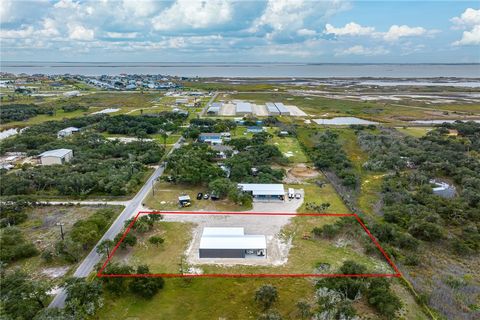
0 0 479 63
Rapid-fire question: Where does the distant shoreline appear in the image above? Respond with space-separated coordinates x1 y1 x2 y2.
1 62 480 79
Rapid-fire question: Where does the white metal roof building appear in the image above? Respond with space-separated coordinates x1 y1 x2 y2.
274 102 290 115
266 102 280 115
238 183 285 201
199 227 266 258
57 127 79 138
236 102 252 115
39 148 73 165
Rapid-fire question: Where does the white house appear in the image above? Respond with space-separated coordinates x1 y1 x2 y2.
39 149 73 165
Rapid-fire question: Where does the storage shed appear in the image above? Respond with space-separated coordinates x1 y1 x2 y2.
39 149 73 165
57 127 79 138
199 227 267 259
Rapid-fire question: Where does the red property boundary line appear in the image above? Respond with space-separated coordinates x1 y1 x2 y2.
97 211 401 278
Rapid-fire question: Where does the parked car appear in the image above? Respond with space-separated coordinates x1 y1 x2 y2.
211 193 220 201
196 192 203 200
203 193 210 200
295 193 301 199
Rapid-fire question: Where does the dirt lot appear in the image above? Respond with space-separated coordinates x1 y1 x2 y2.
161 190 305 267
252 103 269 116
218 102 236 116
286 105 308 116
284 164 320 183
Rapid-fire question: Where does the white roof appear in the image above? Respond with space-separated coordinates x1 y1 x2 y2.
203 227 244 236
58 127 79 133
236 102 252 113
200 235 266 250
266 102 279 112
39 148 72 158
274 102 289 113
238 183 285 196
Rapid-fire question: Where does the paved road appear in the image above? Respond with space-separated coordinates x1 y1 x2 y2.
49 137 184 308
200 91 218 116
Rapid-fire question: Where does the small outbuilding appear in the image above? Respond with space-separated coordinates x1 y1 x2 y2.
199 227 267 259
430 180 456 198
57 127 79 138
178 195 191 207
39 148 73 165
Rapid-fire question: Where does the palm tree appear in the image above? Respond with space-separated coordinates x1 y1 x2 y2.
255 285 278 310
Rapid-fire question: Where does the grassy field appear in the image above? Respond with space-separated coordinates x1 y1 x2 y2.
0 108 90 130
296 181 349 214
7 205 123 285
110 221 195 273
270 136 309 163
396 126 433 137
144 182 252 212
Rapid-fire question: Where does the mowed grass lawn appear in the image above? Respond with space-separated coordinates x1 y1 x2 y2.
270 136 309 163
145 182 252 212
97 277 315 320
110 221 194 274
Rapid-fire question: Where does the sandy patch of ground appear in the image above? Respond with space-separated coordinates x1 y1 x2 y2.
219 103 236 116
284 164 320 183
42 266 69 278
286 105 308 116
252 104 269 116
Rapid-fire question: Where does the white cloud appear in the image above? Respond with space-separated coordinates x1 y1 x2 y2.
451 8 480 46
122 0 158 18
68 24 94 41
250 0 350 42
105 32 139 39
324 22 375 36
297 28 316 36
53 0 80 10
37 18 60 37
0 0 14 23
152 0 232 31
336 45 389 56
382 25 427 41
451 8 480 29
453 25 480 46
0 26 35 39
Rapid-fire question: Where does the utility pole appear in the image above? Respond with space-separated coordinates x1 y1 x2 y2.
56 222 65 240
